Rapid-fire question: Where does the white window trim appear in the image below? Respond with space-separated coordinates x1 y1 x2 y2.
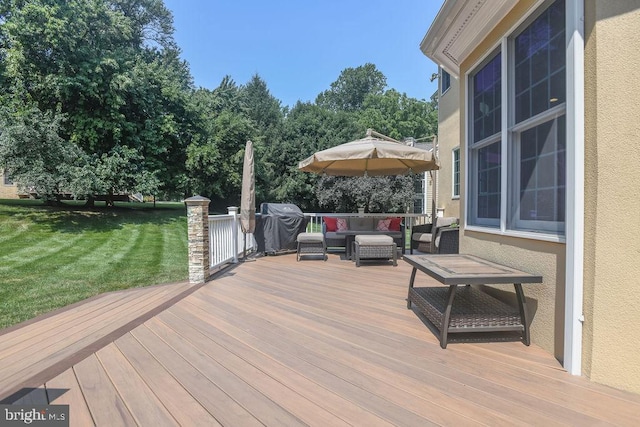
452 147 460 199
564 0 585 377
464 0 568 242
465 225 566 243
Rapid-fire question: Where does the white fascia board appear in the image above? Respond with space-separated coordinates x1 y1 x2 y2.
420 0 518 78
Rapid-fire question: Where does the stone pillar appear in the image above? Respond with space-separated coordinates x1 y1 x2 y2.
185 196 210 284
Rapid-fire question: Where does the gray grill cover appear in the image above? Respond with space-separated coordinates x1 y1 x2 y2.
255 203 308 254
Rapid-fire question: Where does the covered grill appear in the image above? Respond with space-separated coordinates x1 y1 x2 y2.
254 203 308 255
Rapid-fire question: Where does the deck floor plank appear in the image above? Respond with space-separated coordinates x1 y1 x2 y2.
0 282 194 400
185 284 566 426
95 343 179 427
130 324 264 427
271 258 640 425
143 317 309 427
45 368 95 427
160 307 397 427
1 254 640 426
72 354 136 426
113 333 221 427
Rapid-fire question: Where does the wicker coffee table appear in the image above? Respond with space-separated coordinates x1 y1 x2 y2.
404 254 542 348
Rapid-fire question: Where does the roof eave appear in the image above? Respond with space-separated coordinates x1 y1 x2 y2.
419 0 518 78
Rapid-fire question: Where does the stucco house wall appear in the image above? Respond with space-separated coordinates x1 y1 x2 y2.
433 0 640 394
436 70 461 220
582 0 640 394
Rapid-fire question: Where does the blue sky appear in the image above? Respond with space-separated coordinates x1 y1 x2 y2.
163 0 444 108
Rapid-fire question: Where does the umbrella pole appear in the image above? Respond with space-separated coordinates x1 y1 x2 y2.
243 232 247 260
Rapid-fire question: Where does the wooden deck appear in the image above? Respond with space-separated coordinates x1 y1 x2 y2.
2 254 640 426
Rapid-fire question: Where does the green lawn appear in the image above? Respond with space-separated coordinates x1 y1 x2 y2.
0 199 188 329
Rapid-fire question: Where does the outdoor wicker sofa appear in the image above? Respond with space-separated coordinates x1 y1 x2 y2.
322 216 406 254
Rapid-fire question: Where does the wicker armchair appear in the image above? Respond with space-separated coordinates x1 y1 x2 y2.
435 227 459 254
410 217 459 254
410 223 433 253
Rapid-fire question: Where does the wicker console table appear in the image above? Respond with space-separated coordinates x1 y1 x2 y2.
404 254 542 348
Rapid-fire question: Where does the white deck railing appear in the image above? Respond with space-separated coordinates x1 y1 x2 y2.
207 210 431 268
208 208 256 270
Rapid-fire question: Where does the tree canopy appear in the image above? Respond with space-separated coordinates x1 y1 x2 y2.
0 1 438 212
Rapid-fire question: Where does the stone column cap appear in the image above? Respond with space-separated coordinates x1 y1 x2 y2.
185 195 211 205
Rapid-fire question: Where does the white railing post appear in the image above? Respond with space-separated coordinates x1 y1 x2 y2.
185 196 210 284
228 206 239 263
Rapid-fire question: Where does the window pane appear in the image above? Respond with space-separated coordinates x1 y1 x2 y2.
477 142 501 219
472 54 501 142
441 70 451 93
515 58 530 94
518 117 565 223
514 0 565 123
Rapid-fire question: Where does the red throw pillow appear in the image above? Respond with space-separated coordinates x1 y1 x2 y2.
324 217 337 232
387 217 402 231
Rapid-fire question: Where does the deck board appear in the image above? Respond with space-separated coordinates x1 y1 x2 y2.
94 344 178 426
1 253 640 426
44 368 95 427
73 354 137 426
130 324 264 427
113 333 221 427
0 281 196 400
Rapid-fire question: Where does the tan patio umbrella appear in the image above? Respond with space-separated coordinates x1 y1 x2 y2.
240 140 255 257
298 129 439 176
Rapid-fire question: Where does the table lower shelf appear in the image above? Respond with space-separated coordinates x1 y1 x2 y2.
408 286 525 348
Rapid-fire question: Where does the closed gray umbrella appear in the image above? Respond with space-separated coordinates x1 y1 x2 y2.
240 140 255 234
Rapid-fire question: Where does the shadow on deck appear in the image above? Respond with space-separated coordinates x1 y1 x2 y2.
1 254 640 426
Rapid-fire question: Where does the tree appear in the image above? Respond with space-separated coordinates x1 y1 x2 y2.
315 63 386 112
186 80 255 207
307 65 439 214
358 90 438 141
0 0 194 202
0 107 83 203
265 101 361 210
316 175 415 213
239 74 284 205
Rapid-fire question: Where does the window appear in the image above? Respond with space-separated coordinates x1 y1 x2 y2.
468 52 501 227
467 0 566 235
413 174 425 214
452 148 460 198
3 172 13 186
441 69 451 94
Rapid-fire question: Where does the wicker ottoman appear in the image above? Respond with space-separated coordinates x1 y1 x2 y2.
296 232 327 261
353 235 397 267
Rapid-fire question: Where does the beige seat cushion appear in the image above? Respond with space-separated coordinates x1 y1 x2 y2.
355 234 393 246
297 232 324 243
412 232 432 243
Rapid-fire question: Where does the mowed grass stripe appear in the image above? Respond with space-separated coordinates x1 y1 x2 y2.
157 217 188 284
0 233 86 273
0 201 188 328
44 225 143 292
